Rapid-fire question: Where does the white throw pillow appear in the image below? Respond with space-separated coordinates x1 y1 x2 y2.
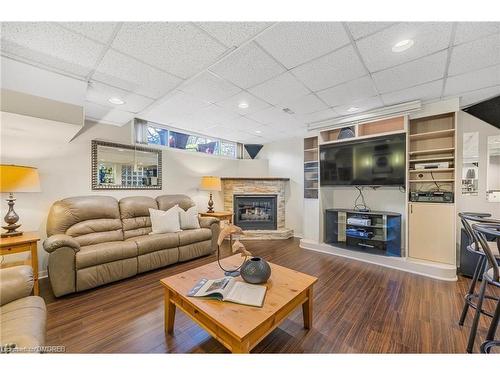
179 206 201 230
149 206 181 234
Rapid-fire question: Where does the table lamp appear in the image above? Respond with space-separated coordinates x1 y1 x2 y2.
0 164 41 237
199 176 221 213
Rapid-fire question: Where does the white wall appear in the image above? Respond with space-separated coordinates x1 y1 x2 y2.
258 138 304 237
0 111 268 273
456 111 500 241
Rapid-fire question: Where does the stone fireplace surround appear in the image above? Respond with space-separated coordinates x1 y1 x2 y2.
221 177 293 240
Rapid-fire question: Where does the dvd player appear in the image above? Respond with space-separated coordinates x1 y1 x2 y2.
410 191 454 203
414 161 450 170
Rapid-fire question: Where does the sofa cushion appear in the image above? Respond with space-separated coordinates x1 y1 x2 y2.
178 228 212 246
179 240 212 262
76 241 138 269
126 233 179 255
119 196 158 239
157 194 195 211
46 196 123 246
137 248 180 273
179 206 201 230
0 296 46 350
149 206 181 234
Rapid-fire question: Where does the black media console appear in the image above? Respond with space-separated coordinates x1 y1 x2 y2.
324 209 402 257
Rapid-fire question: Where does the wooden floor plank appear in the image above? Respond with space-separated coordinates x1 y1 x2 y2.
40 238 497 353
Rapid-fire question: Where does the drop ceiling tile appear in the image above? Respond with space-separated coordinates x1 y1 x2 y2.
241 134 267 144
216 91 271 115
85 101 135 126
93 49 182 99
448 33 500 76
207 125 248 143
381 79 443 105
282 94 328 115
259 124 308 142
333 96 384 116
1 22 105 77
183 104 240 127
196 22 273 47
58 22 118 43
218 116 264 133
347 22 396 40
356 22 453 72
209 42 285 88
294 108 337 125
317 75 378 106
246 106 303 127
372 50 447 93
87 82 154 113
444 64 500 96
112 23 227 79
459 85 500 107
180 72 241 103
454 22 500 45
291 45 366 91
248 125 272 137
256 22 350 69
248 72 310 105
141 90 211 124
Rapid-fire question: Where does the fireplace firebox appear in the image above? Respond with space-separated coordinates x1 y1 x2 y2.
233 195 277 230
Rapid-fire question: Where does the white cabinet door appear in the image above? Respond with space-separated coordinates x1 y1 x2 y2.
408 203 455 264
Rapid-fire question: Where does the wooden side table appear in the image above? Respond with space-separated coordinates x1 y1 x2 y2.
199 211 233 224
0 231 40 295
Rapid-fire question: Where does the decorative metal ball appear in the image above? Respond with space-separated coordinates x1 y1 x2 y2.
240 257 271 284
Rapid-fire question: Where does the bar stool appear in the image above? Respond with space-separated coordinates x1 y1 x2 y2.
469 223 500 353
458 213 500 333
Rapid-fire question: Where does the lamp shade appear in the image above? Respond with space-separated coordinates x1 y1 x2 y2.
0 165 41 193
200 176 221 191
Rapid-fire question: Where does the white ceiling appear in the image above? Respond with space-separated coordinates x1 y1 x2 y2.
1 22 499 144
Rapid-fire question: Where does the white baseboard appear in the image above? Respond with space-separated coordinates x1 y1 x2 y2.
300 239 457 281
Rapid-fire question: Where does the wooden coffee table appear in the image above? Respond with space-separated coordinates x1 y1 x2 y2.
160 255 317 353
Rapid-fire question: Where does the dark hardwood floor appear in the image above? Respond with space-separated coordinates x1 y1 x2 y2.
40 238 497 353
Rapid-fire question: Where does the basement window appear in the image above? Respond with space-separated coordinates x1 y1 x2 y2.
136 118 239 159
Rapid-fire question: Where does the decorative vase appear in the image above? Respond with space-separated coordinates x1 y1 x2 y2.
240 257 271 284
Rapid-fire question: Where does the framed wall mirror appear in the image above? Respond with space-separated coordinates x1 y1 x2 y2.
91 140 162 190
487 135 500 202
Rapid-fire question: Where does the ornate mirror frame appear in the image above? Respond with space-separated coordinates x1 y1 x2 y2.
91 140 162 190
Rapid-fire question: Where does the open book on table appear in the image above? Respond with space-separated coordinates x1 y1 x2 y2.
187 277 267 308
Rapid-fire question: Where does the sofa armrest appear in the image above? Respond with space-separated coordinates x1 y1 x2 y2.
0 266 34 306
199 217 220 253
199 216 219 228
43 234 80 253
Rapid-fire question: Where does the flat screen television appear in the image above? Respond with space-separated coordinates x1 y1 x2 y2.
320 133 406 186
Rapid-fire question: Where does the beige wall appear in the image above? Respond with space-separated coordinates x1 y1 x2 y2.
0 111 268 274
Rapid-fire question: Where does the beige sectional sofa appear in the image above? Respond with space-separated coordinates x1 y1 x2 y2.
0 266 46 352
43 194 219 297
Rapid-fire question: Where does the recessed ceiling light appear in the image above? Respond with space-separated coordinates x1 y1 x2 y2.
238 102 249 109
108 97 125 105
255 130 262 134
392 39 414 53
347 106 359 112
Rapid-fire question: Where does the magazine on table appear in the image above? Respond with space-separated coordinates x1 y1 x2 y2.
187 277 267 307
